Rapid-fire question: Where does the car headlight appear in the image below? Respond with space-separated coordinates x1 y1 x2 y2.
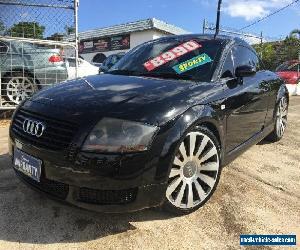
82 118 158 153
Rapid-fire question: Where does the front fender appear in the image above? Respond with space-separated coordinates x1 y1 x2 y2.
147 104 225 184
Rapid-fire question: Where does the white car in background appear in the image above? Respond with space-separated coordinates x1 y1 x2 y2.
65 57 99 79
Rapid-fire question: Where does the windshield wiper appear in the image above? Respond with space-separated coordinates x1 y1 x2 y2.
138 72 194 81
108 69 195 81
107 69 142 76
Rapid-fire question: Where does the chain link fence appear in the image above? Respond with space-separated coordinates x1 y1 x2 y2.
202 19 278 45
0 0 79 109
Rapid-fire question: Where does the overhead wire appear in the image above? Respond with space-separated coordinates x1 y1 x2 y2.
239 0 300 30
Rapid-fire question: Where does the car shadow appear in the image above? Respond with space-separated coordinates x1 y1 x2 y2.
257 139 274 145
0 153 174 245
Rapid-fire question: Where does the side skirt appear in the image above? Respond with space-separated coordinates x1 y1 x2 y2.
222 123 274 166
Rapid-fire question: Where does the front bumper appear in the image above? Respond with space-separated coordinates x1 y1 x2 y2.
8 138 167 213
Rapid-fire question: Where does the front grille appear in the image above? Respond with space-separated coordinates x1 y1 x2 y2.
15 170 69 200
12 108 78 150
77 187 138 205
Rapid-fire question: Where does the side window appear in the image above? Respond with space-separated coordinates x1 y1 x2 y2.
110 55 118 65
68 58 76 67
232 45 260 70
221 49 234 78
0 41 9 54
103 56 111 67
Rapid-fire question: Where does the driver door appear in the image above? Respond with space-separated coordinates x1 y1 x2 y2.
222 46 269 153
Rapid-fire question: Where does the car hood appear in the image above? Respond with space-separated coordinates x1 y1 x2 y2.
27 74 223 126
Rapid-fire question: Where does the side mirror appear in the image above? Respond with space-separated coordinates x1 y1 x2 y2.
235 65 256 78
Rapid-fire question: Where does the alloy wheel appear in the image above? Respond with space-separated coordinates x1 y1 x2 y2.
166 131 220 209
276 97 288 138
6 76 37 104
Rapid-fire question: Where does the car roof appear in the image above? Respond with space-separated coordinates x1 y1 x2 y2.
152 34 249 46
107 52 125 57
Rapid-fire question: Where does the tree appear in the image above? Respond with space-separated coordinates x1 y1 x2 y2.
281 36 300 62
65 25 75 35
7 22 45 39
47 32 64 41
254 43 276 70
253 30 300 71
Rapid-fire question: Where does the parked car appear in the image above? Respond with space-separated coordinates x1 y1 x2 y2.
99 53 125 73
0 39 68 105
276 60 300 95
65 57 99 79
9 35 288 215
91 62 103 68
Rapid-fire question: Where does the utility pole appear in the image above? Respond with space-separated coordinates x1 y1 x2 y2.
202 19 207 34
214 0 222 38
74 0 79 78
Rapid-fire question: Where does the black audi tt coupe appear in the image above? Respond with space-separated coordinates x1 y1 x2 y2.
8 35 289 214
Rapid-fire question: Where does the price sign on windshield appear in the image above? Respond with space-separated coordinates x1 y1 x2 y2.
143 40 202 72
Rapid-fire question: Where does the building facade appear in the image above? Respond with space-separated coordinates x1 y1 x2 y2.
78 18 188 63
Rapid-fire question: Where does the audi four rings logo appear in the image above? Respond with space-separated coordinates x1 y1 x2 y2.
22 119 46 137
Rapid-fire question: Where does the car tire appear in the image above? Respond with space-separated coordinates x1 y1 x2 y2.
265 96 288 142
163 126 222 215
1 72 38 105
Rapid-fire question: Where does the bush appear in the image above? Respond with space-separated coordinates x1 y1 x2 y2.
253 36 300 71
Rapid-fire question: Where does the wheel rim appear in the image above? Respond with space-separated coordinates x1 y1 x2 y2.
6 76 36 104
166 131 220 209
276 97 288 138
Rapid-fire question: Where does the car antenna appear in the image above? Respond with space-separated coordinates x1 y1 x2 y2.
214 0 222 39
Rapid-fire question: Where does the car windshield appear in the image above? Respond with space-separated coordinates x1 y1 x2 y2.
108 38 223 82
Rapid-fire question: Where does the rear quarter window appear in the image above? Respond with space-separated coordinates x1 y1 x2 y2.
0 41 8 54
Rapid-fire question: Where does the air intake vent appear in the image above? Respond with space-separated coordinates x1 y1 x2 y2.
77 187 138 205
15 170 69 200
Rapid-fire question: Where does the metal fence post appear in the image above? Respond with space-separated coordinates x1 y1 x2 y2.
74 0 79 78
260 31 263 60
202 19 206 34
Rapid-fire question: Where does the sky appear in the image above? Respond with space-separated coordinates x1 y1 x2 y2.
78 0 300 40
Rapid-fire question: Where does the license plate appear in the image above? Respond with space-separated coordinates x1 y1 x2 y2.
13 148 42 182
